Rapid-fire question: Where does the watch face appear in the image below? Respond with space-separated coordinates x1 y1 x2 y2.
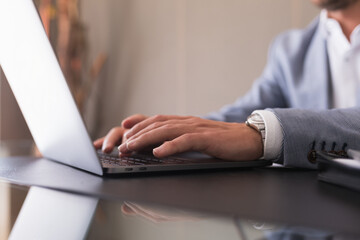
249 113 264 124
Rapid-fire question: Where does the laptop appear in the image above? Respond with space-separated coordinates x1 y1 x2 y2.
0 0 272 176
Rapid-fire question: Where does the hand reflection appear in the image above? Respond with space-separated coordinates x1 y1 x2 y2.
120 202 339 239
121 201 202 223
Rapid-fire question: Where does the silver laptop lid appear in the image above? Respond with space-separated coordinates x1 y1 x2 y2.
0 0 103 175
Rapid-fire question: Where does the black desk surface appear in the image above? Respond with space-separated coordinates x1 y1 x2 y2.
0 156 359 238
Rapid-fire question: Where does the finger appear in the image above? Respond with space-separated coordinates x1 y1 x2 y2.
125 115 188 139
93 137 105 149
102 127 124 153
122 114 148 129
122 129 130 143
126 119 185 143
127 117 216 142
121 204 137 216
153 134 206 158
118 124 186 154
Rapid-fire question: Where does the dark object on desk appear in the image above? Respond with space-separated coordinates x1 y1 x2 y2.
317 151 360 192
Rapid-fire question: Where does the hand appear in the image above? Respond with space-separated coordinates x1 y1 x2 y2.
121 201 202 223
93 114 148 153
118 115 263 161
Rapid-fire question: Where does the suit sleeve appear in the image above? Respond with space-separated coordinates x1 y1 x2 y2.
271 107 360 169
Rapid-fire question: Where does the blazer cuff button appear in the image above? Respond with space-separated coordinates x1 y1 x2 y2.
307 150 317 164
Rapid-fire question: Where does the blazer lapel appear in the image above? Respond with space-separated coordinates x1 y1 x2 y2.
302 21 332 109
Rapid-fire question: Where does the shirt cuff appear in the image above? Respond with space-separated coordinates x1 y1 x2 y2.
253 110 283 160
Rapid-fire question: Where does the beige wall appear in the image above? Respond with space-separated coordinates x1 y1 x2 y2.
81 0 320 138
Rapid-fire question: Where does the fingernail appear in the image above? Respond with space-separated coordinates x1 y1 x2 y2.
124 131 131 138
118 143 125 152
153 147 161 156
119 141 133 153
153 148 158 155
102 145 107 152
126 141 133 151
102 146 110 153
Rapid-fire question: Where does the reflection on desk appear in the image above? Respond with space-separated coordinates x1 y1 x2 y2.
0 140 359 239
0 180 358 240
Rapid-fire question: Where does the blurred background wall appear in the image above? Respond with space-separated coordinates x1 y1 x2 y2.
81 0 319 137
0 0 320 142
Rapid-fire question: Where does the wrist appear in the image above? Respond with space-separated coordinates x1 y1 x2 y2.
246 125 264 159
253 110 283 160
245 113 265 158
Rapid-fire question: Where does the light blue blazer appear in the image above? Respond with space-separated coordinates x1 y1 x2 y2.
206 17 360 169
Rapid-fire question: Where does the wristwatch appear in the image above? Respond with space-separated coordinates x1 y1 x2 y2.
245 113 266 143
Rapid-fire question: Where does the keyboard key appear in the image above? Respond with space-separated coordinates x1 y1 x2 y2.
97 150 190 167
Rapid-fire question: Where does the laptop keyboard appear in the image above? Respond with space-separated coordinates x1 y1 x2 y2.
97 151 189 167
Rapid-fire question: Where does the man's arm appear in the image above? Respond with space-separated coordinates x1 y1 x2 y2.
114 108 360 169
202 32 291 162
118 115 263 161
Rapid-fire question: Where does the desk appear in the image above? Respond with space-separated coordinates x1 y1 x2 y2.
0 142 359 239
1 178 359 240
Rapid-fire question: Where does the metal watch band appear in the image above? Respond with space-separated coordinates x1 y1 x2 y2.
245 113 265 141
